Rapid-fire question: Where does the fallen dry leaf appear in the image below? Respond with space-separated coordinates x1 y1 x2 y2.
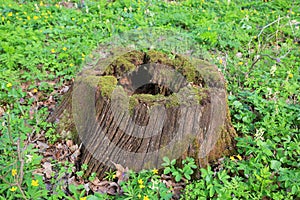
42 162 53 179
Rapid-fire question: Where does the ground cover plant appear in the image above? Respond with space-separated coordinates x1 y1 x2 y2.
0 0 299 199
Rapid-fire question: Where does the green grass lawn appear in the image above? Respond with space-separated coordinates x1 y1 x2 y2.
0 0 299 199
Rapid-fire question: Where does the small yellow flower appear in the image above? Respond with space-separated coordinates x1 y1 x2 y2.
143 195 149 200
69 63 74 67
288 73 293 78
253 36 257 39
207 27 211 31
137 194 142 198
27 16 31 20
72 17 75 21
152 168 158 174
8 12 13 17
12 169 17 176
81 57 85 61
139 184 145 189
81 53 85 57
62 47 67 51
138 179 144 185
6 83 12 88
33 16 39 20
51 49 55 53
80 197 87 200
10 187 17 192
238 62 243 65
31 179 39 187
219 59 223 64
236 154 242 161
230 156 235 161
32 88 38 93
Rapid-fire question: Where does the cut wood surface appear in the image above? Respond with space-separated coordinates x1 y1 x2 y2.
48 48 236 178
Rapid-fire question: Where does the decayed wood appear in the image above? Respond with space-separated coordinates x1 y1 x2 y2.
48 49 236 179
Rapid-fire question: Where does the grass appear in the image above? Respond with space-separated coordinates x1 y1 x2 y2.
0 0 299 199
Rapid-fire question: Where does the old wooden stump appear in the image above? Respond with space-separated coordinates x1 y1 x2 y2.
48 48 236 178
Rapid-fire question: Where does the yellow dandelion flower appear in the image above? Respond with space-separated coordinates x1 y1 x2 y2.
69 63 74 67
138 179 144 185
62 47 67 51
12 169 17 176
219 59 223 64
236 154 242 161
8 12 13 17
27 16 31 20
152 168 158 174
143 196 149 200
230 156 235 161
32 88 38 93
31 179 39 187
80 197 87 200
33 16 39 20
51 49 55 53
6 83 12 88
139 184 145 189
10 187 17 192
238 62 243 65
288 73 293 78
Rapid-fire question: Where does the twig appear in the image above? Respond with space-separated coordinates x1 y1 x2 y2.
257 16 283 39
17 137 28 200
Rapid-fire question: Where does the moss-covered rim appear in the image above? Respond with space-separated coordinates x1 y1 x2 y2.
94 50 211 112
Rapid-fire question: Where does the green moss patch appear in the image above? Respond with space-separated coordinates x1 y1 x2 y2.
98 75 118 98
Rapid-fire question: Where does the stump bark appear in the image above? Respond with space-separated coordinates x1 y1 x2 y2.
48 49 236 178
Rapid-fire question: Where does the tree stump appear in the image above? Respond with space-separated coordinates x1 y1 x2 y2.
48 48 236 179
